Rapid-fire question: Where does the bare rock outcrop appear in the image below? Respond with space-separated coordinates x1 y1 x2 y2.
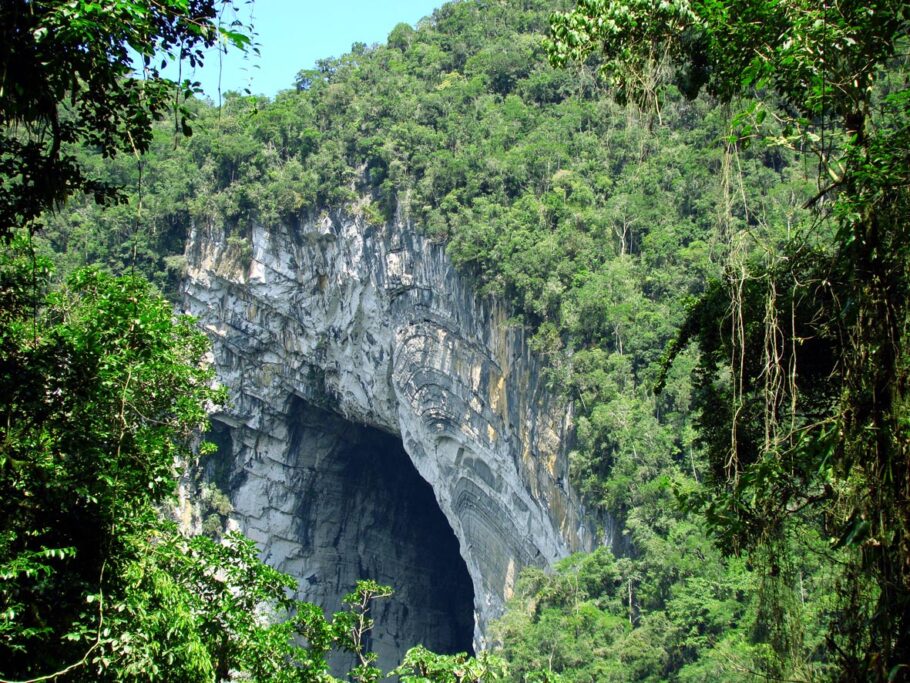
182 212 595 665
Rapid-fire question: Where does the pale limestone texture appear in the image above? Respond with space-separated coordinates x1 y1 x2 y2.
182 212 596 662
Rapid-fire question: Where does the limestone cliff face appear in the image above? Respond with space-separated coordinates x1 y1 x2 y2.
182 212 594 663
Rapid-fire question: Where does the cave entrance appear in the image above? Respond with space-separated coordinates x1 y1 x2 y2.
216 397 475 672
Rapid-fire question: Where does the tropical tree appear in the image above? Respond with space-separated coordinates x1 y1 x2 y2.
2 240 493 681
550 0 910 677
0 0 253 240
0 239 212 677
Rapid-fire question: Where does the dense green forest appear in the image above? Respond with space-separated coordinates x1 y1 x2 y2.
1 1 502 680
2 0 908 680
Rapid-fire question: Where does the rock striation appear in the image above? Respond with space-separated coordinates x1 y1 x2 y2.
182 211 595 664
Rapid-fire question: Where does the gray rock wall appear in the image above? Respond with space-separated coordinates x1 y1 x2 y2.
182 211 595 655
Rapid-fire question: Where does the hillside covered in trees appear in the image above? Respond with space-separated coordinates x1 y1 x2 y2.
3 0 909 680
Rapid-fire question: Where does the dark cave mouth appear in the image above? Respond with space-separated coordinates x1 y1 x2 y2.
280 398 475 663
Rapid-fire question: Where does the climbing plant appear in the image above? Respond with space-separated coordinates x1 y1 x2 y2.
550 0 910 677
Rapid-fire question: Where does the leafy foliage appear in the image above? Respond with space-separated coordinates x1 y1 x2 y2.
0 239 506 681
0 1 521 681
391 645 509 683
0 238 212 676
550 0 910 677
0 0 253 239
27 0 908 679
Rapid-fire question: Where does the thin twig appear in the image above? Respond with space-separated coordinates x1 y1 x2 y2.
0 562 107 683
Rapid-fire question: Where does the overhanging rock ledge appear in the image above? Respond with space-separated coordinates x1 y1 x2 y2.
182 212 598 661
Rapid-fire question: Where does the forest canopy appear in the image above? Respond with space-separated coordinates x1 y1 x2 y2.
0 0 253 240
0 2 498 681
551 0 910 678
2 0 909 680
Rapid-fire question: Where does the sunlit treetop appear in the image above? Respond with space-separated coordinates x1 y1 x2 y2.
548 0 909 126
